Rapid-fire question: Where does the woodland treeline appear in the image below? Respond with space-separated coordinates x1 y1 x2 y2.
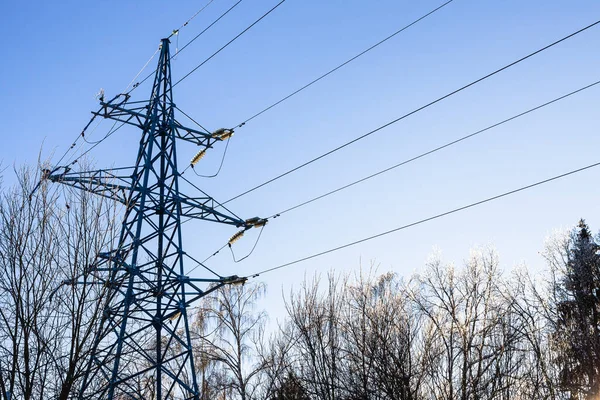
1 168 599 400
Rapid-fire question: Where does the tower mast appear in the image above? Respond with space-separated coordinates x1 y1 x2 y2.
49 38 259 399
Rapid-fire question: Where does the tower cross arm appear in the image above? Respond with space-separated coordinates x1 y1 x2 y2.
175 193 246 226
92 100 150 130
47 166 136 205
172 121 219 148
93 96 222 149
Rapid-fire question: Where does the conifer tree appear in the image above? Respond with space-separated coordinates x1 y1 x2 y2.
554 219 600 398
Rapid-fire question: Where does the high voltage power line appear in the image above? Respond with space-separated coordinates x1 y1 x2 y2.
233 0 455 129
30 0 600 399
34 1 600 396
247 160 600 278
221 19 600 205
52 12 600 282
136 0 280 91
53 0 281 173
266 80 600 219
54 0 450 174
173 0 287 87
177 0 455 179
52 0 228 169
130 0 247 93
168 0 216 40
177 0 455 178
186 79 600 273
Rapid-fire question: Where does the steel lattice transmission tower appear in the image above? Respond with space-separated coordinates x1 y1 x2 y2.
47 38 262 399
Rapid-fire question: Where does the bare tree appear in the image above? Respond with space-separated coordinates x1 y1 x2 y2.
197 282 268 400
260 244 593 400
0 164 119 400
4 162 593 400
0 166 61 399
53 183 119 399
412 248 520 400
503 267 562 399
252 320 298 400
342 269 423 400
283 273 347 400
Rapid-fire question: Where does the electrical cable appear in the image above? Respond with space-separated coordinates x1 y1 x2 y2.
81 118 106 145
175 104 228 177
183 252 222 278
175 106 211 134
191 137 231 178
187 242 229 275
179 0 451 177
53 0 441 174
122 48 161 94
248 160 600 278
173 0 245 57
179 79 600 271
221 19 600 205
233 0 455 129
229 225 265 262
186 224 264 276
178 173 245 222
53 114 99 167
55 37 160 167
66 121 126 167
127 0 234 95
173 0 287 88
265 79 600 219
174 105 224 177
168 0 216 39
63 119 117 167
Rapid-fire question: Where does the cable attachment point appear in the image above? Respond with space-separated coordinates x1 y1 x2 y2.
30 166 64 201
244 217 268 229
211 128 234 140
222 275 248 286
42 166 69 183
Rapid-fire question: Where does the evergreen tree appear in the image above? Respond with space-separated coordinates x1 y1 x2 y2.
554 219 600 399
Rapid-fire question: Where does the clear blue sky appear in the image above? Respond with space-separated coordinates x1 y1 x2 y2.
2 0 600 322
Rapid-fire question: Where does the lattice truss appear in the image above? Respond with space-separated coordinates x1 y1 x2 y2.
47 38 260 400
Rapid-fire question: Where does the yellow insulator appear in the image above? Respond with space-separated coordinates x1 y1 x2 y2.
190 149 206 166
228 230 245 245
231 277 247 286
212 128 234 140
245 217 268 228
169 311 181 321
220 130 234 140
223 275 248 286
253 219 268 228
